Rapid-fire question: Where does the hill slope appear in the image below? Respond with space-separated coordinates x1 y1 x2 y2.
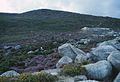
0 9 120 43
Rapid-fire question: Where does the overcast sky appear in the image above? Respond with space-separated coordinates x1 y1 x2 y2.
0 0 120 18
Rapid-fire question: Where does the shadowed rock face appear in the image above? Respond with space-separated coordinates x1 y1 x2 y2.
114 72 120 82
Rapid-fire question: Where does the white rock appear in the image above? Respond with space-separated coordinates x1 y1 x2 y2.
14 45 21 50
33 69 61 76
27 51 34 54
56 56 73 68
84 60 112 80
0 70 20 77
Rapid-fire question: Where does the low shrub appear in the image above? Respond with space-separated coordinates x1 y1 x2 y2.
61 64 86 76
0 72 58 82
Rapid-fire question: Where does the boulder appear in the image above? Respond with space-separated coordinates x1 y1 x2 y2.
0 70 20 77
84 60 112 80
107 51 120 71
78 80 99 82
58 43 86 60
56 56 73 68
98 37 120 50
92 45 118 61
114 72 120 82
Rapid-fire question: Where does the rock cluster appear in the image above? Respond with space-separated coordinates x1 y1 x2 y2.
1 36 120 82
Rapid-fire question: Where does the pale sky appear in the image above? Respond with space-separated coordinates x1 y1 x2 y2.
0 0 120 18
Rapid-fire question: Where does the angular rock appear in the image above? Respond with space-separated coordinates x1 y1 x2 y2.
107 51 120 71
0 70 20 77
84 60 112 80
92 45 118 61
114 72 120 82
75 54 87 64
56 56 73 68
58 43 86 60
78 80 99 82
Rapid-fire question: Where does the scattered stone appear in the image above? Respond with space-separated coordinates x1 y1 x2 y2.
74 75 87 81
3 46 12 50
27 51 34 54
79 39 91 44
56 56 73 68
84 60 112 80
92 45 118 61
56 76 74 82
0 70 20 77
14 45 21 50
40 68 61 75
78 80 99 82
107 51 120 71
114 72 120 82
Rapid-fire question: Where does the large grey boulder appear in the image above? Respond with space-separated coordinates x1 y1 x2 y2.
58 43 86 60
107 51 120 71
92 45 118 61
114 72 120 82
0 70 20 77
56 56 73 68
78 80 99 82
98 37 120 50
84 60 112 80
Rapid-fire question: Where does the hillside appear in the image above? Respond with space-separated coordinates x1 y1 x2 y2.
0 9 120 43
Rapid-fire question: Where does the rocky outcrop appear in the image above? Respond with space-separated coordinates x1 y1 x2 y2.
0 70 20 77
92 45 118 61
56 56 73 68
84 60 112 80
107 51 120 71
